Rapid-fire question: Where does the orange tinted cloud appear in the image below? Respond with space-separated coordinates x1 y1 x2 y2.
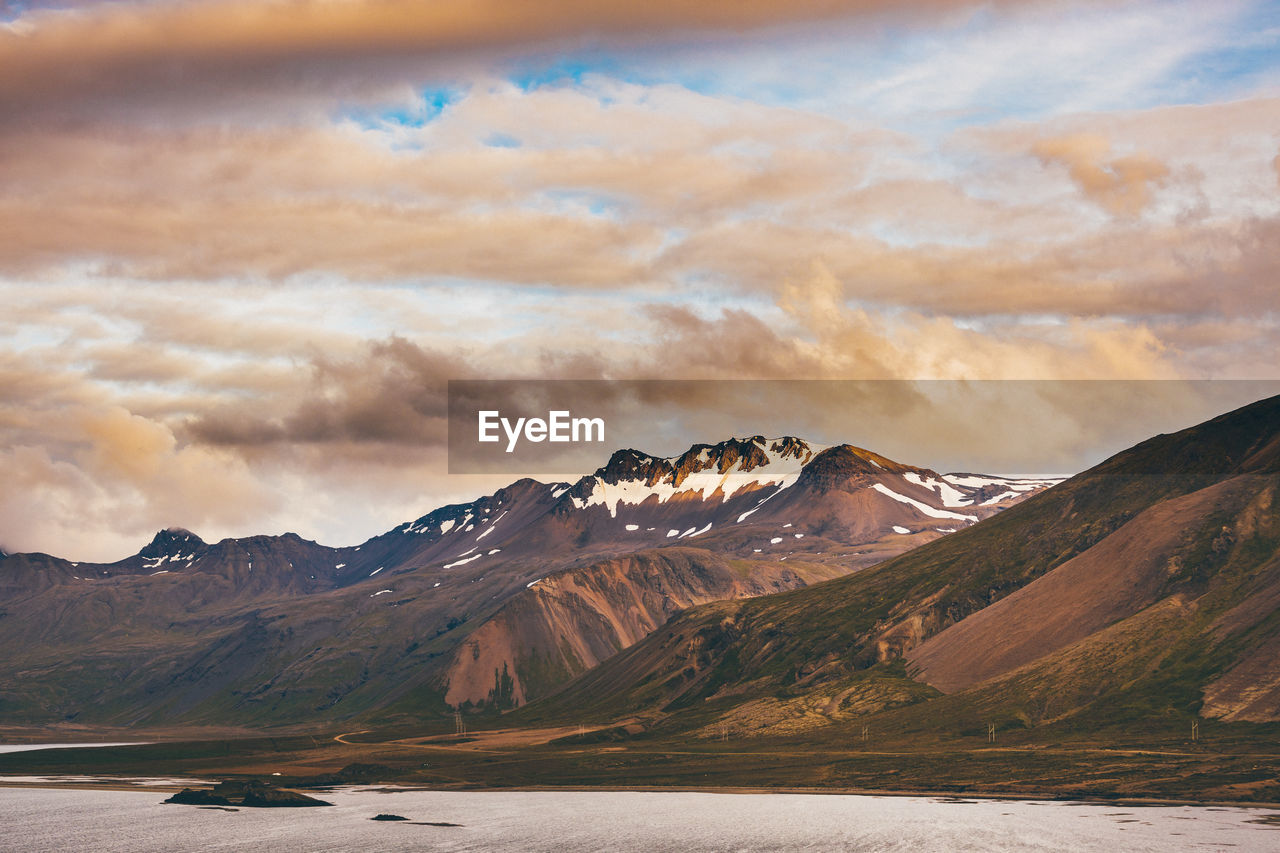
0 0 1032 122
1033 133 1170 218
1 0 1277 561
4 273 1277 561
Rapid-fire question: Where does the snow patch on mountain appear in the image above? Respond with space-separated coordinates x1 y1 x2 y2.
737 490 781 523
871 483 979 521
902 472 971 507
681 522 712 538
476 509 508 541
942 474 1063 491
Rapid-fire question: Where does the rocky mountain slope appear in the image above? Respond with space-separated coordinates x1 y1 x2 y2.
523 395 1280 738
0 436 1055 726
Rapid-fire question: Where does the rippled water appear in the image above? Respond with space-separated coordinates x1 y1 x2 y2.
1 786 1275 852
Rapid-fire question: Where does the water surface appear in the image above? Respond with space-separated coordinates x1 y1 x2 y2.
1 787 1273 852
0 743 146 755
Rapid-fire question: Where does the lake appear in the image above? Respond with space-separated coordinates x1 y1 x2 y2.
1 786 1274 852
0 743 147 755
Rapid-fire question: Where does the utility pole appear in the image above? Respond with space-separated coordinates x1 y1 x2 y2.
1191 720 1199 742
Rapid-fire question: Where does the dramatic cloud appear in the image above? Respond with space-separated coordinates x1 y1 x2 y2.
185 336 464 447
0 389 278 559
3 0 1278 559
0 0 1046 122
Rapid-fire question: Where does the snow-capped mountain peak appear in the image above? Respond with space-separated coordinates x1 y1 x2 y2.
566 436 825 517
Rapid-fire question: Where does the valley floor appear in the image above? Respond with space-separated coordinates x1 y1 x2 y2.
3 722 1279 807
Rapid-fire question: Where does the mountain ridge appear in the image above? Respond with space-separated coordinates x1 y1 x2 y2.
0 433 1057 725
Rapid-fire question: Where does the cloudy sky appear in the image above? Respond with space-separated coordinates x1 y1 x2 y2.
3 0 1278 561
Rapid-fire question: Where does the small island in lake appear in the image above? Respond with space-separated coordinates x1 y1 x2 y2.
165 779 331 808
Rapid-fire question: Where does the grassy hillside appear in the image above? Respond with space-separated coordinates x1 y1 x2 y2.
519 395 1280 744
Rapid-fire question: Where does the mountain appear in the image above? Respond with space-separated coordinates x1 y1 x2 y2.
439 439 1056 707
0 436 1055 726
523 395 1280 740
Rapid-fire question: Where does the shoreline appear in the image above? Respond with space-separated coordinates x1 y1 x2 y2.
3 777 1277 811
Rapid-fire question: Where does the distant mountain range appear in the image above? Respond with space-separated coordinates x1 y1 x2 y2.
527 395 1280 740
0 436 1056 727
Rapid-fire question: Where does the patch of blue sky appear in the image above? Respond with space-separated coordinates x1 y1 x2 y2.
538 188 623 219
1153 4 1280 102
504 51 640 93
483 132 522 149
0 0 90 22
545 1 1274 135
337 85 466 131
